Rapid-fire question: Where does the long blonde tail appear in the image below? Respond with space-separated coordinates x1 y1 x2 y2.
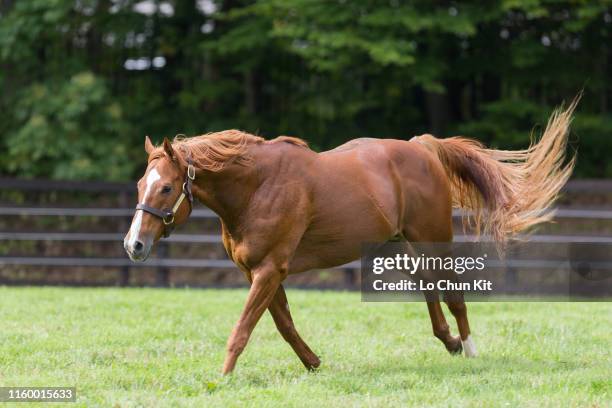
416 98 578 247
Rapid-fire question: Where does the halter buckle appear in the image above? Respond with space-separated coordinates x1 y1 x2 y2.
187 164 195 180
163 213 175 225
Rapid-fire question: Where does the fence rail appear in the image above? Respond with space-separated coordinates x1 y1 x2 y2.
0 207 216 217
4 177 612 192
0 232 223 243
2 207 612 219
1 178 611 287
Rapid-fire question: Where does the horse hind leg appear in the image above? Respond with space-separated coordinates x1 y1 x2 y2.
426 298 463 355
444 293 477 357
396 239 463 355
400 218 473 356
268 284 320 370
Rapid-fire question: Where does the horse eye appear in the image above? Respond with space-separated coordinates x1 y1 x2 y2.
161 185 172 194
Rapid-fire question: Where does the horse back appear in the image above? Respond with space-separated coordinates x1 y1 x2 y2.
287 138 452 272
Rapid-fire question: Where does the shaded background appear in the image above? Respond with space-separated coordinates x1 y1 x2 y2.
1 0 611 179
1 0 611 287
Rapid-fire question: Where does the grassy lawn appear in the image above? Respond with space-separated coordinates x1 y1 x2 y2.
0 287 610 407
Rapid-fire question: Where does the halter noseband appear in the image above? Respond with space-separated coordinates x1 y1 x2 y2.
135 158 196 238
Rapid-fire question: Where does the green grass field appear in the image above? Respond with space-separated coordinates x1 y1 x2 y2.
0 287 610 407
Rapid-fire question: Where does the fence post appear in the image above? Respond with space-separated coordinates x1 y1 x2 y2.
118 191 130 287
505 246 518 292
344 267 355 288
156 241 170 287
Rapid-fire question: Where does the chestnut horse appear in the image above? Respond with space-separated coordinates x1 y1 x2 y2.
124 102 576 374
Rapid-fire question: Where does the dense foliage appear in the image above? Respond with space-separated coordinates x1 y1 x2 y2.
1 0 611 180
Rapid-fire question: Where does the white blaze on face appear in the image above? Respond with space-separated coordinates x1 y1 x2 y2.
126 167 161 247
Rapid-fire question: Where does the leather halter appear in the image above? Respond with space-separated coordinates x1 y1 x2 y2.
135 158 196 238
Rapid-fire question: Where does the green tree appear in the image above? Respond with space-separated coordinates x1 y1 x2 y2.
0 0 610 179
3 72 132 180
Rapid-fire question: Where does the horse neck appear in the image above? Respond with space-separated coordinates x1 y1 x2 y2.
191 160 259 229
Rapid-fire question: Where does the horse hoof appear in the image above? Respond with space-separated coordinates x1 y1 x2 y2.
305 356 321 371
447 336 463 355
449 345 463 355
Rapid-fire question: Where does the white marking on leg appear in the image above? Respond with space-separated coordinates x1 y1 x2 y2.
127 167 160 248
462 334 477 358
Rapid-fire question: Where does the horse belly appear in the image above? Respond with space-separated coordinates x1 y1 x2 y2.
288 145 409 273
289 195 397 274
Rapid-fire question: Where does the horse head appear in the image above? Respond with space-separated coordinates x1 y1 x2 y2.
123 136 195 261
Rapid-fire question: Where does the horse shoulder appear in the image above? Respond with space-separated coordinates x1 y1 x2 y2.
224 146 313 275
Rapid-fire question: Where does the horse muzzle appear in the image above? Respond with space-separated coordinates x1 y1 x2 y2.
124 236 153 262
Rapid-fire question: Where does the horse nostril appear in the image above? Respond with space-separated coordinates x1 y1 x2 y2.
134 240 144 252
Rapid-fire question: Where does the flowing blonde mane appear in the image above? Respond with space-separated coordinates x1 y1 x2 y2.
163 130 308 172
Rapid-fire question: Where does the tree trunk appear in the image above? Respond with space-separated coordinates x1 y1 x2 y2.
244 69 257 115
424 90 451 136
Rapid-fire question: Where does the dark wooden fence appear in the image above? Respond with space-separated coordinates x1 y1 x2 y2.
1 178 611 287
0 178 362 286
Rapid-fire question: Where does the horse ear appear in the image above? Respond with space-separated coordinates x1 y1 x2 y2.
163 137 176 161
144 135 155 154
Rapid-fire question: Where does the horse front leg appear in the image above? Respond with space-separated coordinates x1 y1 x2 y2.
222 262 281 375
268 284 320 370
